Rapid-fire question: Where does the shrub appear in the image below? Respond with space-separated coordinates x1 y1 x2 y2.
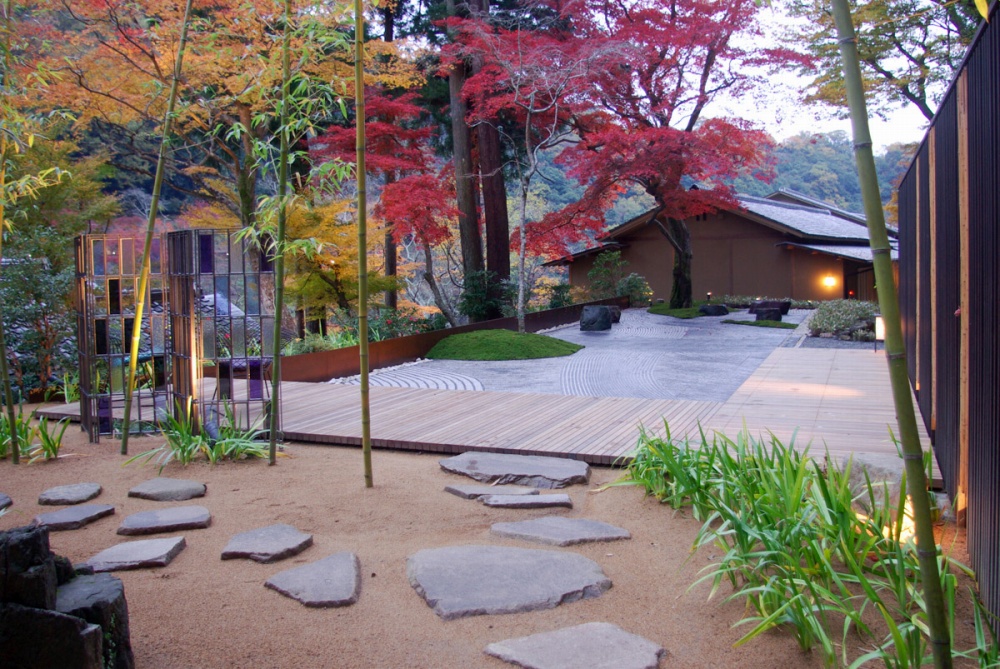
587 250 627 299
458 270 514 322
283 333 338 356
809 299 878 337
332 307 446 341
708 294 817 310
616 273 652 306
547 284 574 309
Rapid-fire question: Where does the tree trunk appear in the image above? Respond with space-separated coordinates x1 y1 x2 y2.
652 215 693 309
422 240 459 327
446 0 484 285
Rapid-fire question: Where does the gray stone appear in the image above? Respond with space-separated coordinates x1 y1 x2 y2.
481 494 573 509
221 524 313 563
698 304 729 316
406 545 611 620
445 484 541 500
38 483 102 506
265 552 360 608
127 478 206 502
1 525 57 609
0 492 12 511
755 308 782 322
490 517 631 546
440 452 590 489
86 537 187 572
580 305 612 331
117 505 210 536
57 574 134 669
35 505 115 532
0 603 103 669
484 622 665 669
608 305 622 323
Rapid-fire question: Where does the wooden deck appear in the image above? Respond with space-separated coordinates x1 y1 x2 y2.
40 348 932 471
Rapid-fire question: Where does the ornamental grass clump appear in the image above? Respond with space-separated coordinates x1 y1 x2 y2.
809 300 879 338
617 426 999 668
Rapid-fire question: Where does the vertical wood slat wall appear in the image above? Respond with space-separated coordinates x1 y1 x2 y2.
897 4 1000 620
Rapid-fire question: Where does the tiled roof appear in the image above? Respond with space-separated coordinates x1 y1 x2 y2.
736 195 873 242
784 242 898 262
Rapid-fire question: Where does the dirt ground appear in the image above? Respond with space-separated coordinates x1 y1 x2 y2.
0 409 980 669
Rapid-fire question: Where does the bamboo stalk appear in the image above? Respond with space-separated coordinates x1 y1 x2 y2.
268 0 293 465
830 1 952 666
355 0 372 487
120 0 195 454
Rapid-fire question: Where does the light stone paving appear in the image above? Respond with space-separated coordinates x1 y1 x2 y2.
441 452 590 489
34 504 115 531
38 483 102 506
481 494 572 509
86 536 186 572
490 517 631 546
485 622 665 669
444 484 540 499
117 506 211 536
0 493 10 511
221 524 313 563
265 552 361 608
128 478 206 502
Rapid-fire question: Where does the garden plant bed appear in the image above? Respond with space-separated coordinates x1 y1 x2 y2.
0 409 979 669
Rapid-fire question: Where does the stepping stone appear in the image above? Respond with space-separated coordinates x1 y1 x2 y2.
445 484 540 500
440 452 590 489
265 552 361 608
38 482 102 506
117 505 211 536
128 477 206 502
485 622 666 669
491 517 631 546
482 494 572 509
406 545 610 621
35 504 115 531
86 537 187 572
0 492 11 511
221 524 313 563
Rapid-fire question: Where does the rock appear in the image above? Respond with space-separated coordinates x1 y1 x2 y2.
484 622 666 669
698 304 729 316
86 537 187 573
0 492 12 511
580 305 612 331
0 603 103 669
444 484 540 500
34 505 115 532
440 452 590 489
265 552 361 608
0 525 58 609
406 545 611 620
221 524 313 563
57 574 135 669
117 505 211 536
608 305 622 323
490 517 631 546
127 478 206 502
38 483 102 506
481 494 573 509
54 555 76 586
755 308 782 322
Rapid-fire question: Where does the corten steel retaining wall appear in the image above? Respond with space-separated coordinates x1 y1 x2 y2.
279 296 630 383
897 1 1000 620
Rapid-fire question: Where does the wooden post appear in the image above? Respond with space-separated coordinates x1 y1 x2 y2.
928 129 937 433
957 71 970 525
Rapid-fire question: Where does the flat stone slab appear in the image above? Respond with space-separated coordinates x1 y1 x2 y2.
86 537 186 572
445 484 540 500
485 622 665 669
406 545 611 620
0 492 11 511
128 477 206 502
34 504 115 531
491 517 631 546
265 552 360 607
221 524 313 563
38 482 102 506
482 494 573 509
117 505 211 536
440 452 590 489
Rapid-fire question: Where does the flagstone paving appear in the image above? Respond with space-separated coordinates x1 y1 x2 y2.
117 506 211 536
481 494 573 509
265 552 361 608
128 478 206 502
485 622 665 669
440 452 590 489
35 504 115 531
406 545 611 621
490 517 631 547
444 483 540 499
86 537 187 572
221 524 313 563
38 483 102 506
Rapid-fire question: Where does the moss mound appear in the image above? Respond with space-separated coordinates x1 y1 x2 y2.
426 329 583 360
647 304 703 319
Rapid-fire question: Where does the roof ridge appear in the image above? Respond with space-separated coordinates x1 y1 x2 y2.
737 194 832 215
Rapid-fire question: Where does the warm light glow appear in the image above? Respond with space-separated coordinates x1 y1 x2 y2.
822 275 837 288
875 315 885 341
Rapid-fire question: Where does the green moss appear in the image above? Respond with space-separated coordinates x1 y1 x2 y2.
426 329 583 360
647 304 704 319
722 319 798 329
